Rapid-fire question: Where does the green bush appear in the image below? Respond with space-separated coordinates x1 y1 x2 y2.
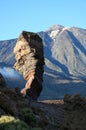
20 108 36 125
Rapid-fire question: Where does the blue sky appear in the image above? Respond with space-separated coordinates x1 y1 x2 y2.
0 0 86 40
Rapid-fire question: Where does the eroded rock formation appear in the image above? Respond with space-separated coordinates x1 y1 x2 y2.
14 31 44 100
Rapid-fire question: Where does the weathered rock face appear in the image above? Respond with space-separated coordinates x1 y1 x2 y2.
0 73 19 117
60 94 86 130
14 31 44 100
0 73 6 89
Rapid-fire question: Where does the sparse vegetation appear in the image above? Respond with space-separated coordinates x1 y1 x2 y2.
0 115 42 130
19 107 36 126
0 115 29 130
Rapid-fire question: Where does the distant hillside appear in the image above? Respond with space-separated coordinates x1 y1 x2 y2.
0 39 17 66
0 25 86 99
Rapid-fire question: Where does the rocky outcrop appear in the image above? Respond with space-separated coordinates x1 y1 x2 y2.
0 90 18 117
0 73 6 89
14 31 44 100
0 73 30 117
60 94 86 130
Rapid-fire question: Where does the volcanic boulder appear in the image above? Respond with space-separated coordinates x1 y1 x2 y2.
0 73 6 89
14 31 44 100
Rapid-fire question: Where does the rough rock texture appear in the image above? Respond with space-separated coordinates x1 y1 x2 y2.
0 90 18 117
60 94 86 130
0 73 29 117
0 73 6 89
14 31 44 100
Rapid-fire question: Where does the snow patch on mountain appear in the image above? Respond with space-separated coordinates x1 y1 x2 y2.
49 30 60 39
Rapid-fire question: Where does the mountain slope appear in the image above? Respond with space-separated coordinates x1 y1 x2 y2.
0 39 17 66
39 25 86 79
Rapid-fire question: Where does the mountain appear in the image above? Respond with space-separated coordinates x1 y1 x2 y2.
0 39 17 66
0 25 86 99
39 25 86 79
